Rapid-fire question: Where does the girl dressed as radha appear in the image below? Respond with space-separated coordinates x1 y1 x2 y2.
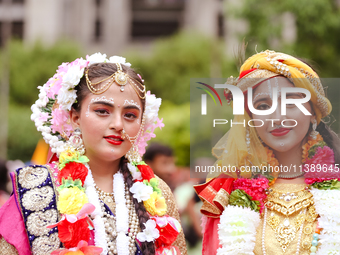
0 53 187 255
194 50 340 255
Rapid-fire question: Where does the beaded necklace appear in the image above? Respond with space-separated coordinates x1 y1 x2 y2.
91 170 140 255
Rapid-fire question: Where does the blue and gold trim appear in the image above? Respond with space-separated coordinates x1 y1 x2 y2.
13 165 61 255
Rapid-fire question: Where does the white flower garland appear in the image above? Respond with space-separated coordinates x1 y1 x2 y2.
217 206 260 255
114 172 130 255
30 52 162 157
137 219 160 242
84 164 108 255
310 188 340 255
84 164 133 255
130 182 153 202
218 190 340 255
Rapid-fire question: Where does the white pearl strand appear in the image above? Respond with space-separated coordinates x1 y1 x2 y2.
296 219 304 255
278 172 305 179
262 207 305 255
95 183 139 255
262 207 268 255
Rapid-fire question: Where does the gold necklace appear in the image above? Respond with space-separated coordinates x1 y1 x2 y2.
265 187 313 216
264 187 318 253
267 208 306 252
94 184 116 212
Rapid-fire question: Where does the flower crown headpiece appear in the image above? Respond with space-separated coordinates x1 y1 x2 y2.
31 52 164 156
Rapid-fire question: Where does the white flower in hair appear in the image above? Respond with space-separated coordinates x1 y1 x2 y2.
136 219 160 242
57 87 78 111
107 55 131 67
129 182 153 202
87 52 107 65
144 93 162 124
62 65 85 89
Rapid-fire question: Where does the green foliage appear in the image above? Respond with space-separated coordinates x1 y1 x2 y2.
7 102 41 162
151 101 190 166
127 33 237 166
230 0 340 77
227 0 340 133
229 189 260 212
144 178 162 195
127 33 235 105
3 40 82 161
311 179 340 190
8 40 82 106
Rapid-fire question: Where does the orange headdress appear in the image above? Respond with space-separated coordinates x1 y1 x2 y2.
210 50 332 179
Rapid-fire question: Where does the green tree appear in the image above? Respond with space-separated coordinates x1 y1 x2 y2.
3 40 82 161
127 33 237 166
228 0 340 133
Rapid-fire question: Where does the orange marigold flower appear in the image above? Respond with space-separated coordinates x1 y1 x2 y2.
302 134 323 162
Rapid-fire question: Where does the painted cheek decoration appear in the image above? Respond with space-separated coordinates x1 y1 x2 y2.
85 96 114 117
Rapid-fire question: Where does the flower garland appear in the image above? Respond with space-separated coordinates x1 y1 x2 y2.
50 152 182 254
36 53 181 254
217 206 261 255
114 172 130 255
217 134 340 254
31 52 164 156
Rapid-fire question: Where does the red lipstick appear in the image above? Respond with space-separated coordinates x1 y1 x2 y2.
270 128 290 137
104 135 123 145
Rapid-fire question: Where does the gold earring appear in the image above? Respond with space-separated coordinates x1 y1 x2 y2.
68 128 85 155
310 119 319 140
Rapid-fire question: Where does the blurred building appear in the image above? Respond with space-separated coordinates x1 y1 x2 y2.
0 0 227 55
0 0 298 56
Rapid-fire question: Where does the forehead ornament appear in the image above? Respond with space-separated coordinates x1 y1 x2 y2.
85 63 145 98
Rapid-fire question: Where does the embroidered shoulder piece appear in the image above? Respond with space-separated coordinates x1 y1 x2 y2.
13 165 61 255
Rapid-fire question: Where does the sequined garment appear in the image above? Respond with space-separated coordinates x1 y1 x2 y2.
0 237 19 255
254 183 318 255
0 167 188 255
157 177 188 255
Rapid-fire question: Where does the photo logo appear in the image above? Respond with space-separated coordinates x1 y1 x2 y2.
201 84 312 116
196 82 222 115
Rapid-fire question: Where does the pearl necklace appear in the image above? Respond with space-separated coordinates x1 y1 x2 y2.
98 188 139 255
278 172 305 179
93 173 139 255
94 184 116 212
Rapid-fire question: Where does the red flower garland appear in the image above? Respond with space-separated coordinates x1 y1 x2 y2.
58 218 91 248
58 162 88 185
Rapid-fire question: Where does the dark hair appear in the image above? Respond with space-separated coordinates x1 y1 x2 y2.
317 121 340 164
120 158 155 255
72 63 145 112
72 63 154 254
143 143 173 162
0 159 9 193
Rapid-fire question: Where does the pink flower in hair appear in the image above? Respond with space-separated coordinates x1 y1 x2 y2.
38 112 50 122
137 91 164 156
51 108 73 136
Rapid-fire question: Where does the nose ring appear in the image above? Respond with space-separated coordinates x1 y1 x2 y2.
121 129 127 139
